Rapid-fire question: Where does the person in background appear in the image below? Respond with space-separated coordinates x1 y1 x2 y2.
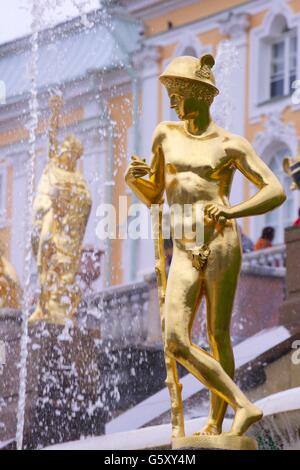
293 208 300 226
255 226 275 250
238 225 254 253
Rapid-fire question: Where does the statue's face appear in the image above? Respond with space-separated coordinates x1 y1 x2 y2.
168 91 208 120
59 136 83 169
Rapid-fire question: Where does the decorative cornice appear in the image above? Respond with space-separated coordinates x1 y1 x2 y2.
120 0 199 20
218 12 250 39
253 111 298 156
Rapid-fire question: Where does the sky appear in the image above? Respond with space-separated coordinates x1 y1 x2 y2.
0 0 100 44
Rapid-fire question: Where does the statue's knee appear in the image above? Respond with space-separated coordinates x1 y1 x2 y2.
165 332 189 359
165 336 177 356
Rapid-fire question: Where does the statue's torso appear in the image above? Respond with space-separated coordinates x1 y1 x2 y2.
33 161 92 256
162 122 234 206
159 121 240 249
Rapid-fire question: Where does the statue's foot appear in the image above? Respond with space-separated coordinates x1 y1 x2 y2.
194 423 221 436
228 404 263 436
171 427 185 439
171 419 185 439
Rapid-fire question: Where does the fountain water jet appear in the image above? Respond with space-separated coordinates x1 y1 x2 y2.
16 0 40 450
15 0 106 450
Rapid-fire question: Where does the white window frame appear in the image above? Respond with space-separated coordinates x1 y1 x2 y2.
268 29 297 101
249 7 300 123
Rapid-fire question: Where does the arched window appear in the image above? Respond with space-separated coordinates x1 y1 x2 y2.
259 15 297 103
261 144 297 243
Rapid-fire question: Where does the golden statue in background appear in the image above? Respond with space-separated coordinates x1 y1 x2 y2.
29 96 92 325
283 155 300 190
125 54 286 450
0 241 21 309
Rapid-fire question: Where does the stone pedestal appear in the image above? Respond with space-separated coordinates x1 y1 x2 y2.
0 310 171 449
0 311 104 449
24 322 103 449
172 434 258 450
279 226 300 327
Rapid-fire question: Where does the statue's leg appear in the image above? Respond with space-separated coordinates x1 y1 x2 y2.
164 353 184 439
164 243 204 438
198 249 240 435
165 244 262 436
160 275 186 439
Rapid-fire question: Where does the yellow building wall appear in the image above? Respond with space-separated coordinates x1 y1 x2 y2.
0 107 84 264
0 108 84 149
0 164 13 258
109 92 133 285
145 0 250 36
154 1 300 239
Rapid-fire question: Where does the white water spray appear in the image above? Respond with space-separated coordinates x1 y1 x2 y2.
16 0 40 451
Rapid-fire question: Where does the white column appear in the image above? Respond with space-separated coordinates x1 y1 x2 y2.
128 46 161 280
218 13 250 209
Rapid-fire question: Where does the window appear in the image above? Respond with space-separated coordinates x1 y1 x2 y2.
270 31 297 99
262 146 296 243
250 11 300 119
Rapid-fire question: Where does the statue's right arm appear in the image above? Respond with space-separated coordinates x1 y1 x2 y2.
125 124 165 207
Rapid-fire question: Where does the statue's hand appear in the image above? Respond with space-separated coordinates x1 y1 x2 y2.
125 155 151 181
205 203 232 223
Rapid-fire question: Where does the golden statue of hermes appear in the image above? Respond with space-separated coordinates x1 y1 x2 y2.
0 241 22 309
29 96 92 325
125 54 286 450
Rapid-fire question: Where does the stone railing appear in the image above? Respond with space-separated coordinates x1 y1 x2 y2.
83 246 287 346
87 280 150 346
242 244 286 270
3 246 286 349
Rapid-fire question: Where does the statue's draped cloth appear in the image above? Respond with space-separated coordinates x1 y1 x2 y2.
32 161 92 321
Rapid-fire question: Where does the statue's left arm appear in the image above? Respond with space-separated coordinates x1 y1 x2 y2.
230 136 286 218
206 136 286 220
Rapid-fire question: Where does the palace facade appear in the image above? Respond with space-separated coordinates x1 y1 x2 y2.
0 0 299 288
